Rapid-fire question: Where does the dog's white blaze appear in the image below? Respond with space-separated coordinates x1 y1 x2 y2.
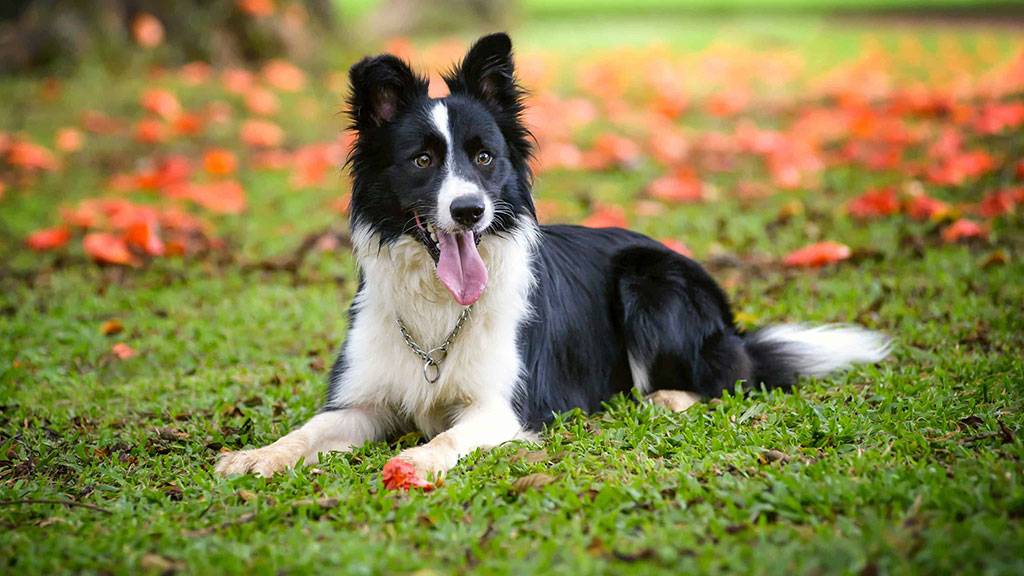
755 324 892 376
430 102 494 232
627 352 651 395
334 220 540 438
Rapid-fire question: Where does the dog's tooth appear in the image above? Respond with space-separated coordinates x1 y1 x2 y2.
427 223 434 232
430 232 437 242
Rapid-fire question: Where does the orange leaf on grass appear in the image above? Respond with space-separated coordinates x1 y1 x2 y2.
222 69 255 94
905 193 949 221
583 133 642 170
55 127 83 153
111 342 138 360
262 59 306 92
26 228 70 251
648 172 704 203
83 233 136 266
141 89 181 120
134 119 166 144
6 141 58 171
203 149 238 176
124 216 165 256
847 188 899 219
246 88 279 116
973 191 1016 218
581 205 627 229
783 241 852 268
188 181 247 214
132 13 164 48
381 458 434 492
941 219 988 243
240 120 284 148
101 319 124 336
237 0 275 17
172 113 204 136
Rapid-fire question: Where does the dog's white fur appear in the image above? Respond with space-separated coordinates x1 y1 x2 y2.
431 103 494 234
216 216 541 479
753 324 891 377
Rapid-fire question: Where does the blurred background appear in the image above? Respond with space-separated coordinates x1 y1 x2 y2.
1 0 1022 270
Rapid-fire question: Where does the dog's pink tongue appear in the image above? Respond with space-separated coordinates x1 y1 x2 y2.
436 230 487 306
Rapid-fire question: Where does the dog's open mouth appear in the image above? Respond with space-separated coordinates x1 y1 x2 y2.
413 212 487 306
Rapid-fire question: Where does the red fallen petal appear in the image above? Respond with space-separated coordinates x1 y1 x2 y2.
124 216 165 256
188 180 247 214
111 342 138 359
848 188 900 219
382 458 435 492
55 127 83 153
905 193 949 221
132 13 164 48
240 119 284 148
26 227 70 251
6 141 58 171
941 219 988 243
203 148 238 176
783 241 852 268
648 173 703 203
141 89 181 120
134 119 166 144
661 238 693 258
973 191 1015 218
172 112 204 137
581 205 627 229
246 88 279 116
83 233 136 266
262 59 306 93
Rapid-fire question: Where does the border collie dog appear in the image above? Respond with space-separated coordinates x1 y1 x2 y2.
216 34 890 480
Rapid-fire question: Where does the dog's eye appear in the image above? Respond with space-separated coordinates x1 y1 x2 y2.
413 154 432 168
475 151 492 166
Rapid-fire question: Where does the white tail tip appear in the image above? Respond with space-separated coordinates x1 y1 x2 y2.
753 324 892 377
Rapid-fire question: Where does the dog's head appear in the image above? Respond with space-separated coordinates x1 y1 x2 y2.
346 33 535 306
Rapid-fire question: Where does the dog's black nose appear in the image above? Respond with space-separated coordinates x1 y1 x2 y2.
450 195 485 227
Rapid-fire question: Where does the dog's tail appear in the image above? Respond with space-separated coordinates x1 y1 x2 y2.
742 324 892 391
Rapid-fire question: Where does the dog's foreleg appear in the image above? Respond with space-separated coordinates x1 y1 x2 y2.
396 399 521 481
215 407 387 477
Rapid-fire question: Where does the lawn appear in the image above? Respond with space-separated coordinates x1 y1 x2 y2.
2 10 1024 576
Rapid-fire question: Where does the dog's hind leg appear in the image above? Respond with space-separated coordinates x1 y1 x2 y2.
614 247 752 406
644 390 703 413
215 406 390 477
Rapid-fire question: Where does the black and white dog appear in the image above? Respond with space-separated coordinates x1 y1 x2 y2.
216 34 890 480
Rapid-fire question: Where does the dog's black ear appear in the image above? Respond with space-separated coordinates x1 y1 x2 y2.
444 33 521 112
348 55 428 127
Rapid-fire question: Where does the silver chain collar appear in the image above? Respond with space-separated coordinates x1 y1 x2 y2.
396 305 473 384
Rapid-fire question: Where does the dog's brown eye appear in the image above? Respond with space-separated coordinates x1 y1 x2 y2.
413 154 432 168
476 151 492 166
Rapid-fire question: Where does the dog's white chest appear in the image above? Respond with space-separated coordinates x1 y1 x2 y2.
329 225 538 436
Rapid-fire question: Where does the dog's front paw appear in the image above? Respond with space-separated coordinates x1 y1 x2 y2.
215 447 300 478
395 444 457 482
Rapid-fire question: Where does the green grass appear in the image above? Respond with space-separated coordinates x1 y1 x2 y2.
3 14 1024 576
